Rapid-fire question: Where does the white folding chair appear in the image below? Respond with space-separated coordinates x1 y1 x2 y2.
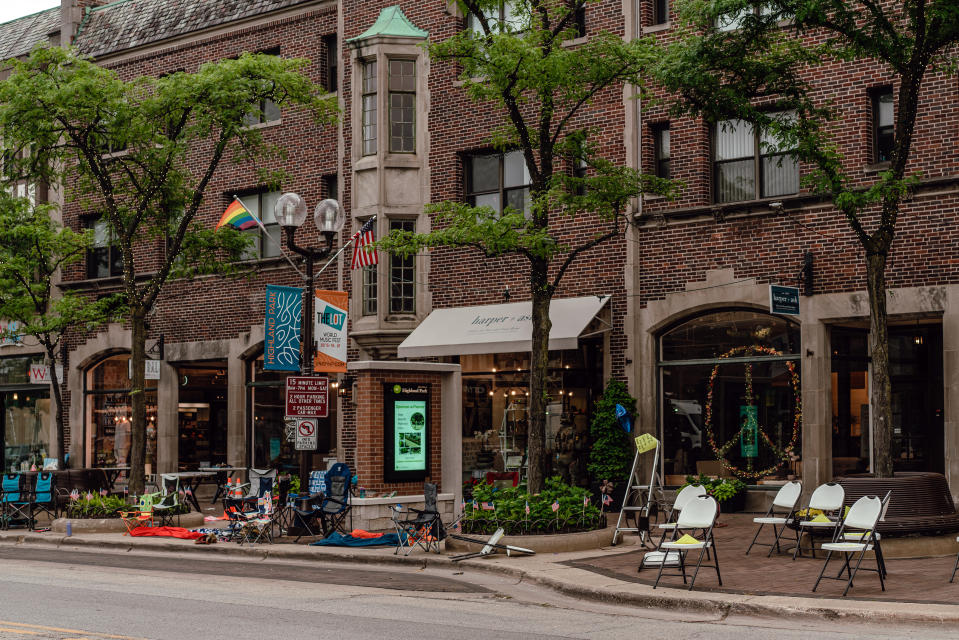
746 480 802 557
841 490 890 578
793 482 845 560
639 484 707 572
653 495 722 591
813 495 884 596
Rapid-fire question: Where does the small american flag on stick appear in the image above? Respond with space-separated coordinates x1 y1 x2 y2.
351 217 378 270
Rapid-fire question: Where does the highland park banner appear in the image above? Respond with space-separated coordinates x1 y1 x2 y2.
314 290 348 373
264 285 303 372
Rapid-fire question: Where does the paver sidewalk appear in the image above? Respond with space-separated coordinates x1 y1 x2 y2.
1 514 958 625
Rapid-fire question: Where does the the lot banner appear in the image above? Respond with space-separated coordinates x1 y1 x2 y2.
264 285 302 371
314 289 348 373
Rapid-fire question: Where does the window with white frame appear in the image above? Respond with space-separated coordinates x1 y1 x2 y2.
468 0 526 34
361 61 377 156
713 113 797 203
361 264 377 316
85 218 123 279
389 59 416 153
240 191 281 260
466 150 531 216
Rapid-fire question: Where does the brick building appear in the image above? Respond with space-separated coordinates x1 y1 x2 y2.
630 1 958 498
0 0 632 503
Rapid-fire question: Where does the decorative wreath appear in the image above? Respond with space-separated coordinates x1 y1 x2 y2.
703 345 802 480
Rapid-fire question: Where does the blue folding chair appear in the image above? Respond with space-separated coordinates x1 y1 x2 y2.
29 472 58 528
1 474 29 530
317 463 352 537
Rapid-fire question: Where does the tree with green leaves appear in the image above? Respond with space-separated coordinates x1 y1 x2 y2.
0 192 117 468
652 0 959 477
0 46 337 493
378 0 673 493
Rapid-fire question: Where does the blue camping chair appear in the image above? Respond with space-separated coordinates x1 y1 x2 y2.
317 463 352 537
1 474 29 530
29 472 57 528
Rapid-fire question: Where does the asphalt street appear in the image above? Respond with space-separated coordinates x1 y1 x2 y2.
0 545 955 640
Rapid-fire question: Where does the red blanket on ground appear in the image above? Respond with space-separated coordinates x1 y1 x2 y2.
129 526 205 540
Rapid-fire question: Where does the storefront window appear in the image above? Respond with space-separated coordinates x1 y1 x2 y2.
85 354 156 468
2 355 51 472
460 344 603 487
247 356 335 470
831 325 943 476
659 310 801 483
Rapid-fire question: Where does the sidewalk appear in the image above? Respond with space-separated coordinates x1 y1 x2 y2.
1 515 958 625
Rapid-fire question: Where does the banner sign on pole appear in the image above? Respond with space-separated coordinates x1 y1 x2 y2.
294 417 318 450
264 284 302 372
285 376 329 417
314 290 348 373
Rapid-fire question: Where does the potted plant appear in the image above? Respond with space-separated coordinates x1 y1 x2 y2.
587 379 637 512
680 473 748 513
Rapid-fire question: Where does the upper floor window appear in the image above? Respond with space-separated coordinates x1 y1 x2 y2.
652 123 670 179
240 191 281 260
361 261 377 316
361 61 377 156
571 1 586 37
653 0 669 25
243 48 281 126
85 218 122 279
716 4 779 31
872 87 894 164
389 60 416 153
468 0 524 34
389 219 415 314
322 174 338 201
323 35 338 93
466 150 531 216
713 113 797 203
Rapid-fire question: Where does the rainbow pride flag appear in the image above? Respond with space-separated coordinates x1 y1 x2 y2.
216 199 258 231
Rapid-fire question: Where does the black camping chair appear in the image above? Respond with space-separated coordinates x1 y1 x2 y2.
391 482 445 555
317 463 352 537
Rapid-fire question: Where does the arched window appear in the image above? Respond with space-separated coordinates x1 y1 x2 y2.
658 310 801 482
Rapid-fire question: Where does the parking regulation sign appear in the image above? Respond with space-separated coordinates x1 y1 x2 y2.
294 417 318 450
286 376 329 417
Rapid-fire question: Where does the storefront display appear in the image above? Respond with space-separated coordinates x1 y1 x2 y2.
1 355 51 472
659 310 802 482
460 344 602 486
84 354 156 468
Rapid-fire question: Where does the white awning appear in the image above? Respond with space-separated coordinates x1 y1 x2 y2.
397 295 611 358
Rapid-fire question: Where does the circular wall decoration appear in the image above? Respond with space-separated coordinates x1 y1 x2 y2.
703 345 801 480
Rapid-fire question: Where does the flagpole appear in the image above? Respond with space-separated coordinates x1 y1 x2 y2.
232 195 306 278
314 215 376 279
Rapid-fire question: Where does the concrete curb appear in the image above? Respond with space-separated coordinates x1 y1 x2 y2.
2 532 958 625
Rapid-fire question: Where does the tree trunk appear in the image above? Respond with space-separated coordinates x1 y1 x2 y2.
128 311 147 495
44 344 66 468
527 261 553 494
866 251 893 478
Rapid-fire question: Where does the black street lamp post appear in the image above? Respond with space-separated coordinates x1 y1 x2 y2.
274 192 344 483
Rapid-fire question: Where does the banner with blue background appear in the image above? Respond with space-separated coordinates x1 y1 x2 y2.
264 284 302 371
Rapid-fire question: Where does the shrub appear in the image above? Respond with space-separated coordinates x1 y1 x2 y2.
586 379 636 483
462 476 604 535
65 496 128 519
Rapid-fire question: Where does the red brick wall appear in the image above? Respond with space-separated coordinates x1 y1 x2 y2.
637 2 959 307
349 370 444 493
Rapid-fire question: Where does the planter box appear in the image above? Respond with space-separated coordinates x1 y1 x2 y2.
349 493 454 533
52 511 205 534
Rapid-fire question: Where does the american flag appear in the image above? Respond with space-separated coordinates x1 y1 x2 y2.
524 501 530 515
551 500 560 512
351 217 378 270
